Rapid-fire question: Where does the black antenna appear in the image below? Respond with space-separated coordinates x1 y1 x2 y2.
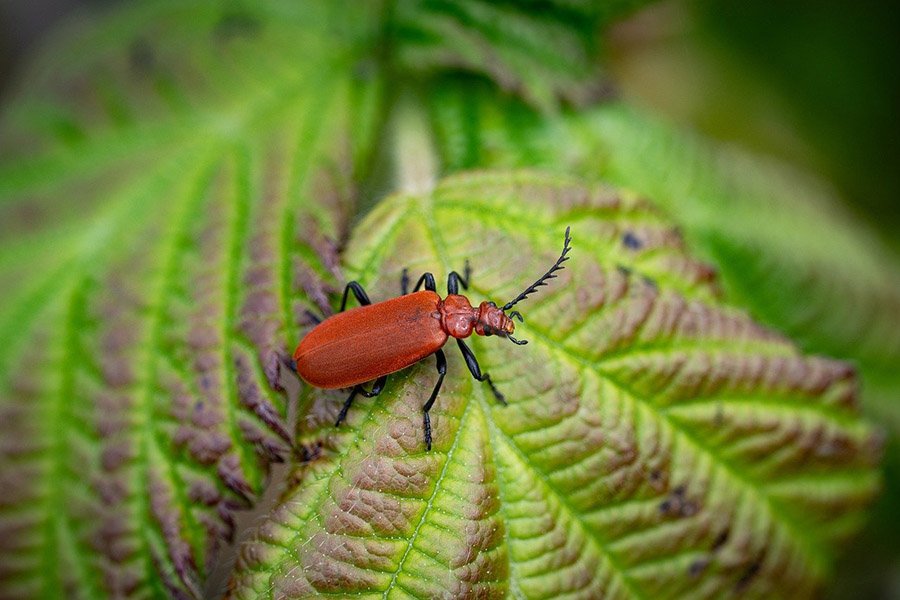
501 226 572 311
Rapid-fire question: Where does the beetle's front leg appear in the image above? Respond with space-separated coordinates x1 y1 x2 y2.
456 338 506 405
446 260 472 295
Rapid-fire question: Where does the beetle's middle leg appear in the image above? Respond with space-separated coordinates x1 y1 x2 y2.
412 272 437 292
335 375 387 427
339 282 372 312
422 349 447 451
456 338 506 405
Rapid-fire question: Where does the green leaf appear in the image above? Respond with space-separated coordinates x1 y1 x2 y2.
0 2 381 597
230 171 879 599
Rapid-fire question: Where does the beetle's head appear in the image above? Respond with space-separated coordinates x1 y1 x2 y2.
474 302 525 343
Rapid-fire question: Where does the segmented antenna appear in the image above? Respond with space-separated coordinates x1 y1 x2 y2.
501 226 572 311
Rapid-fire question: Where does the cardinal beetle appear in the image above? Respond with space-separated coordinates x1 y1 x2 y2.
293 227 572 450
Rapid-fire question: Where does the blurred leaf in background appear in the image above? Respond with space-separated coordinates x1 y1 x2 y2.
606 0 900 248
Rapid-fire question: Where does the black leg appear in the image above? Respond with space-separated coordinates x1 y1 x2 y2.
447 260 472 295
335 388 359 427
334 376 387 427
339 282 372 312
360 376 387 398
412 272 437 292
422 350 447 451
456 339 506 405
302 309 323 325
401 269 410 295
281 352 298 373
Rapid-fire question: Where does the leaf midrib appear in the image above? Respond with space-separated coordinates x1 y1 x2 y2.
382 381 476 599
419 202 645 599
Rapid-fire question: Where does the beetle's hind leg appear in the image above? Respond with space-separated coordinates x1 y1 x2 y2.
334 389 359 427
422 350 447 451
456 339 506 405
334 376 387 427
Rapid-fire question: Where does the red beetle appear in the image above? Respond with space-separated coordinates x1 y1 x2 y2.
294 227 572 450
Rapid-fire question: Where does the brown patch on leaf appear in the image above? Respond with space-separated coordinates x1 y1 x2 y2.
148 469 202 598
658 485 701 518
233 349 291 447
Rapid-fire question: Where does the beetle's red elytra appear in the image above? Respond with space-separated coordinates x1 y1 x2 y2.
295 291 447 389
293 227 572 450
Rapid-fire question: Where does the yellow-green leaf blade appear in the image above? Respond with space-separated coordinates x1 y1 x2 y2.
230 171 879 599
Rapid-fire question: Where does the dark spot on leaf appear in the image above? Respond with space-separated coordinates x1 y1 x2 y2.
616 264 631 277
734 558 763 593
645 466 668 492
711 528 730 551
642 276 657 289
659 485 700 518
622 230 643 250
298 441 324 463
688 558 709 577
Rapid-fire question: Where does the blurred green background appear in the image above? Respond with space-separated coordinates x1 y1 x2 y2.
604 0 900 252
4 2 896 245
